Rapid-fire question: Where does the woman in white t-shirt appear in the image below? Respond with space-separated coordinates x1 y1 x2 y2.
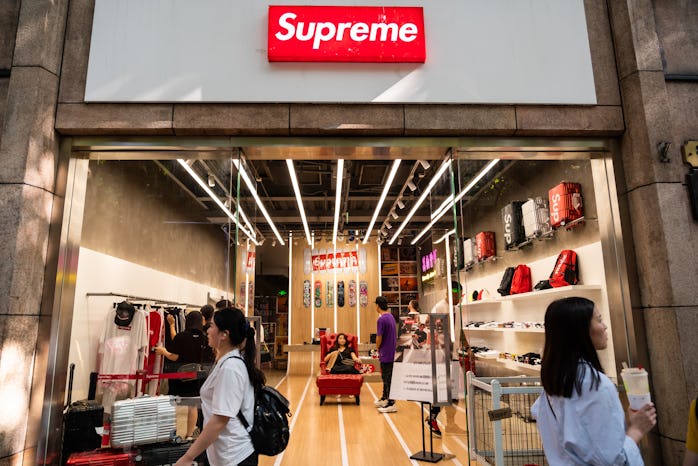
175 307 265 466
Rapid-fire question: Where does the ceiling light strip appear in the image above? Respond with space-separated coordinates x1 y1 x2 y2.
177 159 257 244
388 158 451 245
430 194 455 221
233 159 285 246
363 159 402 244
411 159 500 245
286 159 313 246
434 229 456 244
332 159 344 245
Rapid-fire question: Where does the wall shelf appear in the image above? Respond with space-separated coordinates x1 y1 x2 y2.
462 284 602 308
465 327 544 334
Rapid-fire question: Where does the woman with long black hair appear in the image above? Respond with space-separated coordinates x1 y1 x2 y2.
175 307 265 466
324 333 361 374
531 297 656 465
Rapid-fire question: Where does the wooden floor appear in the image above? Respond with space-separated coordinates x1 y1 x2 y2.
259 351 475 466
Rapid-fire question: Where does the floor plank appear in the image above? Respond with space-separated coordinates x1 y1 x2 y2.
259 374 476 466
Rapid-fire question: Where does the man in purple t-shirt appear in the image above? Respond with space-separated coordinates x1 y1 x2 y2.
374 296 398 413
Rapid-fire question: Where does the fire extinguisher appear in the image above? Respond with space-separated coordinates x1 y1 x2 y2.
101 419 111 448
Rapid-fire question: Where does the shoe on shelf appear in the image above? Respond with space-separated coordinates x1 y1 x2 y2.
374 398 389 408
377 404 398 413
425 417 442 437
191 427 201 438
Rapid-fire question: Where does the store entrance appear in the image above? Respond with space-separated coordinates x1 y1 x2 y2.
44 137 636 464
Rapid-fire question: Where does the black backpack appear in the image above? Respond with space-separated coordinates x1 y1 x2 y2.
497 267 516 296
233 357 292 456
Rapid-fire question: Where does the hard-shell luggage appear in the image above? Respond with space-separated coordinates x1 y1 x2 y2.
110 396 176 447
548 182 583 228
137 442 207 466
475 231 496 261
63 363 104 461
522 197 552 239
501 201 525 249
65 449 138 466
463 238 475 268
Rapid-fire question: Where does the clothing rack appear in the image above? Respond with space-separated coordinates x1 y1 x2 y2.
86 291 202 308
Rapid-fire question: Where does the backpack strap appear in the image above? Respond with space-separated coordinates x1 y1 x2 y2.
231 355 252 431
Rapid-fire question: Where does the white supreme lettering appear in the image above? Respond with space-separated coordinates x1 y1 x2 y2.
274 12 419 50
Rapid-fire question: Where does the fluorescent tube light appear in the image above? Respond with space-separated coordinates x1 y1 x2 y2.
233 159 285 246
177 159 257 244
411 159 500 245
434 229 455 244
286 159 313 246
389 158 451 245
332 159 344 245
363 159 401 244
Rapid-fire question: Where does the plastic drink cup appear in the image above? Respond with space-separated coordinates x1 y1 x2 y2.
621 368 651 410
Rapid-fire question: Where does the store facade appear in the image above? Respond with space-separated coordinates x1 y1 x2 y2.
0 1 696 465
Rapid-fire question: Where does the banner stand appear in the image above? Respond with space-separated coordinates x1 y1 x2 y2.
409 401 443 463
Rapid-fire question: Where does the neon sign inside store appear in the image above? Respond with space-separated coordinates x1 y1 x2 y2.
421 249 437 282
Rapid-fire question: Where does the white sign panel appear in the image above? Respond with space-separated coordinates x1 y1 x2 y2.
85 0 596 104
390 361 464 403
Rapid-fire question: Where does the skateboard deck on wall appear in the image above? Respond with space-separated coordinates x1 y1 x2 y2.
303 280 311 308
326 281 333 307
360 281 368 307
315 280 322 308
337 281 345 307
349 280 357 307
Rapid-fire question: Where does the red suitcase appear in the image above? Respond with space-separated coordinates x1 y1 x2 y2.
548 181 583 228
65 449 138 466
475 231 496 261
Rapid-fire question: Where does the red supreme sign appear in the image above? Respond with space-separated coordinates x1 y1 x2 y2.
268 5 426 63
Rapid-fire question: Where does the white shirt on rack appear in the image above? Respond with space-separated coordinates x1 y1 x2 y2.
531 362 644 465
99 308 148 376
200 349 255 466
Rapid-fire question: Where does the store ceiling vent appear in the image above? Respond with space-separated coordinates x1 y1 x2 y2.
299 170 322 185
358 164 388 185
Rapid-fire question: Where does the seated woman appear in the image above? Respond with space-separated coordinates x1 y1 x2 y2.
324 333 361 374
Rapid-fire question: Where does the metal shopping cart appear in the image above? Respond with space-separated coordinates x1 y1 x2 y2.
466 373 547 466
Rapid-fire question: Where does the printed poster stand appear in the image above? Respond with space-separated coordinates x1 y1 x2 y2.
389 313 454 463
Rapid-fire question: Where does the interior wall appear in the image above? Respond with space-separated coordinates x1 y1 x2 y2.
67 247 226 400
81 160 232 291
290 236 378 344
458 159 599 279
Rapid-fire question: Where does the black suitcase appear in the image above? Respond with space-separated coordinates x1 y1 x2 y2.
138 442 207 466
62 364 104 463
502 201 525 249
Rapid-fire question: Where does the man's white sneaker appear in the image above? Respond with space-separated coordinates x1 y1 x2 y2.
375 398 389 408
378 404 397 413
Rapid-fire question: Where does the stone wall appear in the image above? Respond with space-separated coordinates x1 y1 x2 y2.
608 1 698 464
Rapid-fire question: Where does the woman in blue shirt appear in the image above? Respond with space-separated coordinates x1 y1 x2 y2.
532 297 656 465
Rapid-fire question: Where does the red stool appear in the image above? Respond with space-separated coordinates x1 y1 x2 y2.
316 374 363 405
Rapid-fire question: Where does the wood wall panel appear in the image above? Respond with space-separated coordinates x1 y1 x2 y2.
290 237 378 344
